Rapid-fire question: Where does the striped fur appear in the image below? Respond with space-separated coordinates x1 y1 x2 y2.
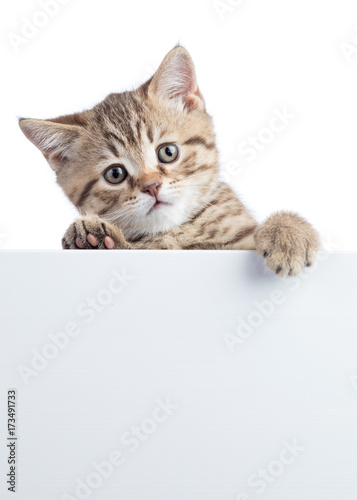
19 46 320 277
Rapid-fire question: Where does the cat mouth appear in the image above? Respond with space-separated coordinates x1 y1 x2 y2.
147 200 170 215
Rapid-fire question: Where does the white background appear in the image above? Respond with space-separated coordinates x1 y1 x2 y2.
1 0 357 250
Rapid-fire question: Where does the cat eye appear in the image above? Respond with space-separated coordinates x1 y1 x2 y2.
103 165 128 185
157 144 179 164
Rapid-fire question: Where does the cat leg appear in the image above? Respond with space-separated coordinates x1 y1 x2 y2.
254 211 320 277
62 216 131 250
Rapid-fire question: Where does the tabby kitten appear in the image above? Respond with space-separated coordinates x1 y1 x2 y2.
19 46 320 277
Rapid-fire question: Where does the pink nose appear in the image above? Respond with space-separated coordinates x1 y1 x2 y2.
142 182 162 198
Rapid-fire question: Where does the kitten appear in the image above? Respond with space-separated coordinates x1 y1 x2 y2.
19 46 320 277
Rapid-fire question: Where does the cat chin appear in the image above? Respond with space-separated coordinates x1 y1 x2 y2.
121 203 193 240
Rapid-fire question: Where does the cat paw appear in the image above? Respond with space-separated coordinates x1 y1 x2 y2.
254 211 320 277
62 216 130 250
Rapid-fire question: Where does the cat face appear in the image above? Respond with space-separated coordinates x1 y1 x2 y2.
19 47 219 240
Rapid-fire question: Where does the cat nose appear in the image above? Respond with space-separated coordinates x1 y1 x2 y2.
142 182 162 198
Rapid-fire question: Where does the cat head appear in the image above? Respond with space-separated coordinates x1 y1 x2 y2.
19 46 219 240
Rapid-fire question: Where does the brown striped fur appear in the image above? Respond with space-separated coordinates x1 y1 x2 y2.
19 46 320 277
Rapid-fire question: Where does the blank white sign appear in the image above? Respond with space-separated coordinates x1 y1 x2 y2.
0 250 356 500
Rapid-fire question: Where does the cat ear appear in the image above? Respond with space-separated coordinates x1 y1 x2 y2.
19 117 84 172
148 46 205 112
